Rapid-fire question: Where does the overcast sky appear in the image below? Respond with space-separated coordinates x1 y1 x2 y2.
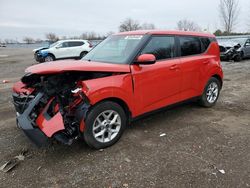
0 0 249 41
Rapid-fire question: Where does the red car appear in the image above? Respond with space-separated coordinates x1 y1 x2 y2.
13 30 223 149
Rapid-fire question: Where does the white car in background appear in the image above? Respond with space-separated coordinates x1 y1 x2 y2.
33 40 93 63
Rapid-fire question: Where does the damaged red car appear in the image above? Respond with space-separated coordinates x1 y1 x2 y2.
13 30 223 149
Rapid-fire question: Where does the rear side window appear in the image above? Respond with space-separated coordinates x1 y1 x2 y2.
179 37 201 56
69 41 84 47
200 37 211 52
68 41 84 47
141 36 175 60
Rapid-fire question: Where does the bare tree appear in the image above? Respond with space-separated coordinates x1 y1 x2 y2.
61 36 67 40
219 0 240 33
80 31 105 40
141 23 156 30
45 33 59 42
23 37 34 44
4 39 10 44
119 18 141 32
177 19 202 32
35 38 42 43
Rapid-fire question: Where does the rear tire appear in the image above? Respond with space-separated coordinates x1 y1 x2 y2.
83 101 127 149
80 51 88 59
199 77 221 107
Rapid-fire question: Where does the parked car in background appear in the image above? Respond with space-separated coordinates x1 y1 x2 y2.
218 37 250 62
0 43 6 47
33 40 93 63
13 30 223 149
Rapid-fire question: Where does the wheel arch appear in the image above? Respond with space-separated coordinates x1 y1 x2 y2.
211 74 223 88
90 97 132 123
47 53 55 59
80 51 88 57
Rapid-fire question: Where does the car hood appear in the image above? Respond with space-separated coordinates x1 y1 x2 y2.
25 60 131 74
218 41 239 48
33 46 49 52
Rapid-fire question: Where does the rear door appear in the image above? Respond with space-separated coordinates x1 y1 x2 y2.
178 36 212 101
131 35 182 114
67 41 84 57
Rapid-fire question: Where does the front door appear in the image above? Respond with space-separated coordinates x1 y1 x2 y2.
54 42 70 59
131 35 182 115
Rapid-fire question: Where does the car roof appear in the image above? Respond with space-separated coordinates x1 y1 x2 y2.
58 39 88 42
116 30 215 38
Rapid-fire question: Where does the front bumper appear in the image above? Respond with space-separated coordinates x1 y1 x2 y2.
220 52 233 61
15 92 49 147
34 52 45 62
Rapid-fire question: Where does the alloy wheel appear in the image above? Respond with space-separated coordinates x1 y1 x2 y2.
92 110 121 143
206 82 219 103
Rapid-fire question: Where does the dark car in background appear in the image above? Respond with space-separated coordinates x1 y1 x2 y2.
217 37 250 62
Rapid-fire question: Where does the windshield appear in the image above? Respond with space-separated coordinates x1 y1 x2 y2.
82 35 144 64
49 41 60 48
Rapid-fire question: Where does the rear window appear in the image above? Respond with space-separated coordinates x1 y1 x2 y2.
180 37 201 56
200 37 211 52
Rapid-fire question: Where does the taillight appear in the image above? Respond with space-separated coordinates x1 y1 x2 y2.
88 42 93 48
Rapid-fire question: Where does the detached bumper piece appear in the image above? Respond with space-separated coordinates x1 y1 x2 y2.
15 92 49 147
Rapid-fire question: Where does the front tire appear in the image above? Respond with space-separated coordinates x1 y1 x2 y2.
44 54 55 62
199 77 221 107
234 54 242 62
83 101 127 149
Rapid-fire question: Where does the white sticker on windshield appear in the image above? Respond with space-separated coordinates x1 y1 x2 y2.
125 35 143 40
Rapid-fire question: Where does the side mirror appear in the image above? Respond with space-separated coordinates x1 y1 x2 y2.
135 54 156 65
245 43 250 47
55 46 60 49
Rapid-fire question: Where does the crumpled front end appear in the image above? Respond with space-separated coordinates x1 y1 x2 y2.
14 92 49 147
12 72 96 147
219 43 241 61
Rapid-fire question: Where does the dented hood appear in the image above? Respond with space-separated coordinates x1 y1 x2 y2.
26 60 131 74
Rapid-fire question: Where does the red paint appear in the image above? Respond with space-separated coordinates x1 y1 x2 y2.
13 81 34 95
80 119 85 132
25 60 131 75
14 30 223 137
136 54 156 64
116 30 215 38
36 99 65 137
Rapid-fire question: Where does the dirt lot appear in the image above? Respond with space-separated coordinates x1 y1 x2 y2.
0 48 249 188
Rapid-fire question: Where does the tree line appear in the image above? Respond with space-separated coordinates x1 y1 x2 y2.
1 0 249 44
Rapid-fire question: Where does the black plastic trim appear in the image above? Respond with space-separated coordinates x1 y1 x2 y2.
16 92 49 147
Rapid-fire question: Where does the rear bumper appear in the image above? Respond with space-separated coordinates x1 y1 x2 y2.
15 92 49 147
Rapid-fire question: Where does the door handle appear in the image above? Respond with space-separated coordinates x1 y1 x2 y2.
169 64 179 70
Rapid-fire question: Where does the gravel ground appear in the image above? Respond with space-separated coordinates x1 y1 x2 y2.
0 48 249 188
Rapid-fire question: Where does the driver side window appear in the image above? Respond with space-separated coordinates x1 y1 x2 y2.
57 42 69 48
140 36 175 60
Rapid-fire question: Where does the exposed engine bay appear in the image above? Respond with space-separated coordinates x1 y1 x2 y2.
218 41 242 61
13 71 112 147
